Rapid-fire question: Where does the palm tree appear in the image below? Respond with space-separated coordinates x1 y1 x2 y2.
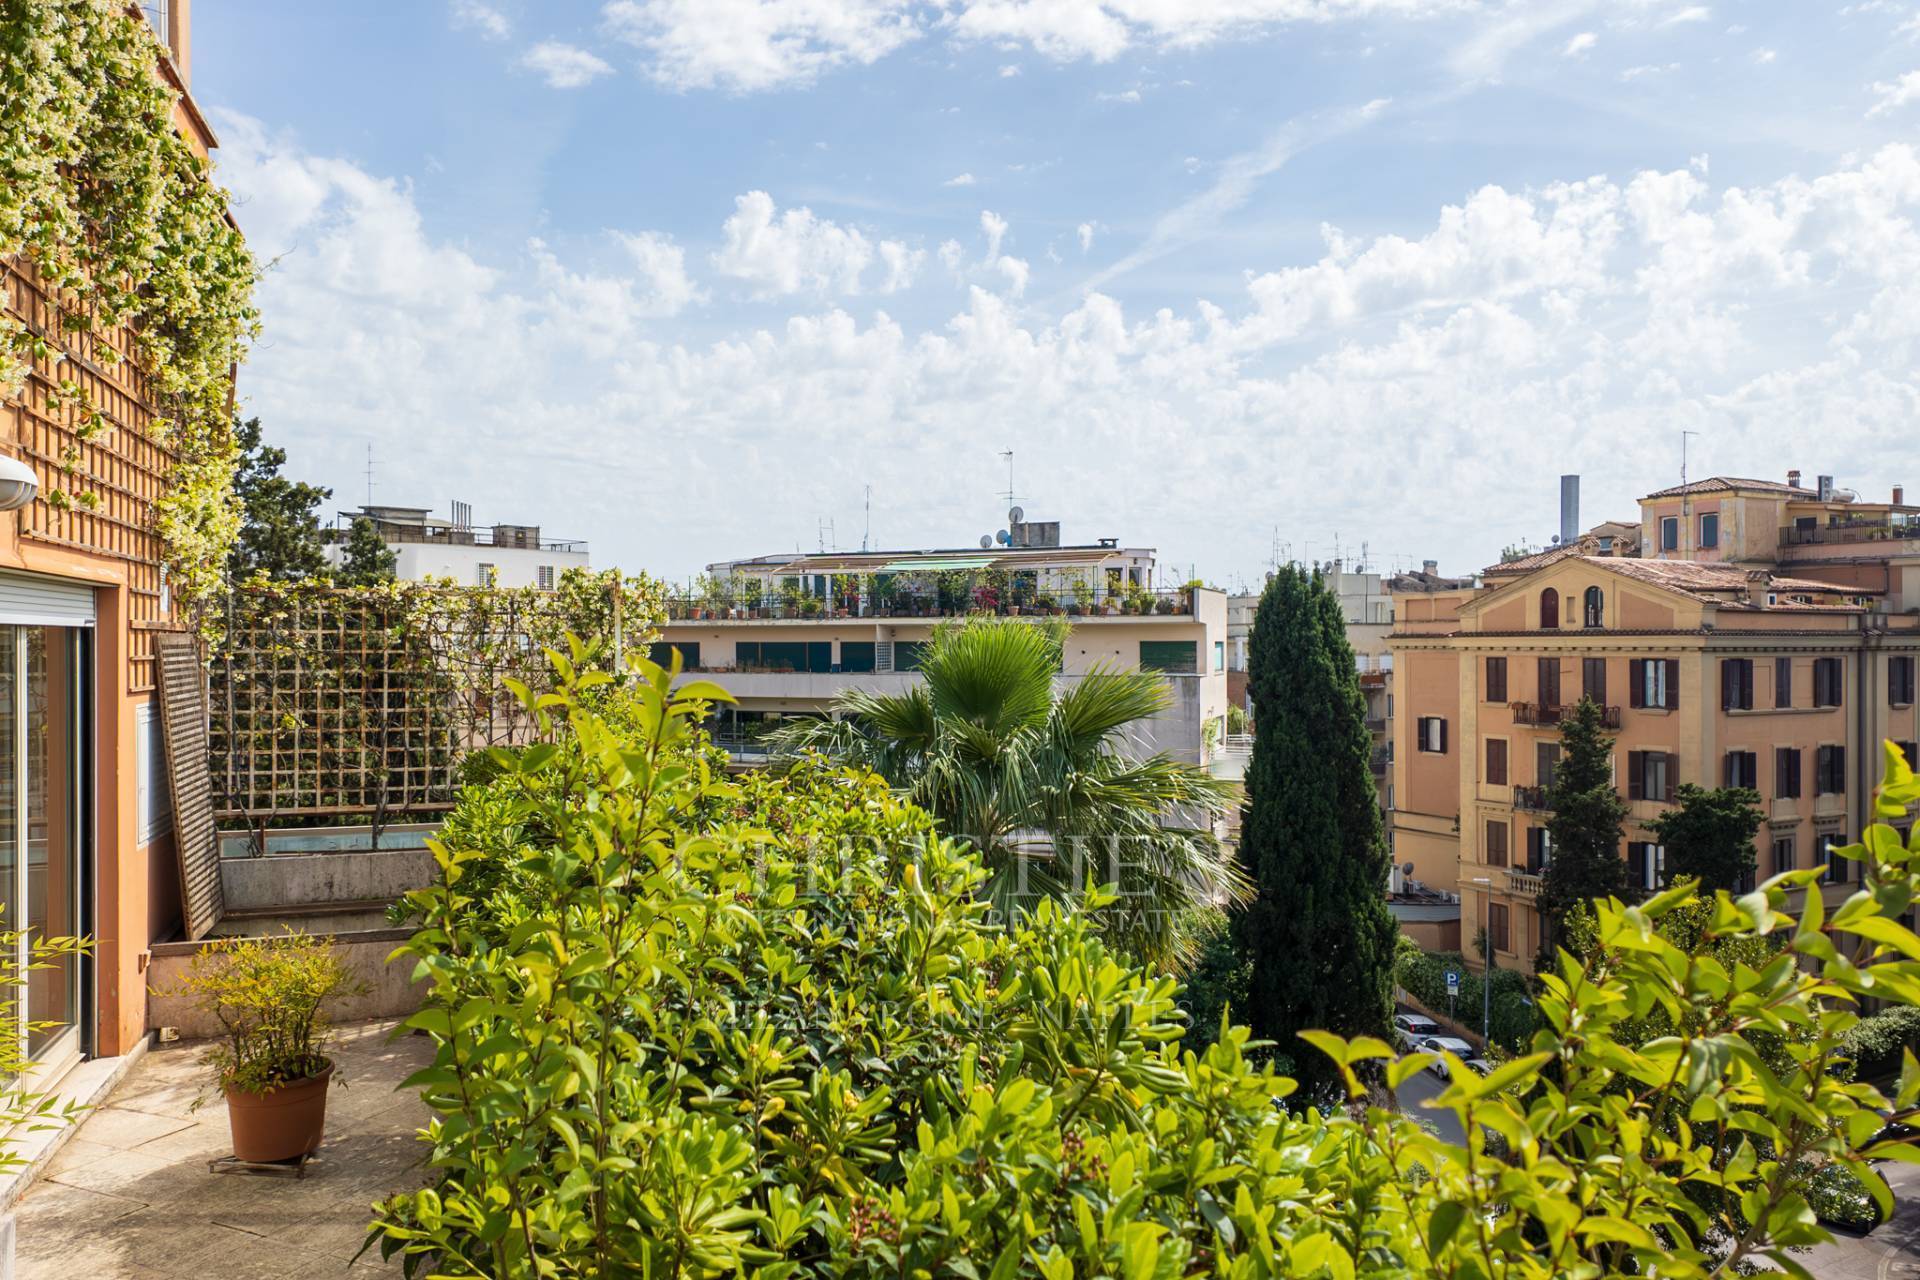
766 618 1247 966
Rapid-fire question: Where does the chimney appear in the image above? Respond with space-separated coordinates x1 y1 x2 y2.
1559 475 1580 546
1422 559 1438 576
1895 485 1906 507
1787 468 1801 489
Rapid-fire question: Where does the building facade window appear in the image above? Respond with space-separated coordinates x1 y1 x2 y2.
536 564 555 590
1819 832 1851 884
1539 587 1559 629
1627 750 1675 802
1417 717 1448 753
1583 657 1607 705
1660 516 1679 550
1772 835 1796 875
1139 640 1199 673
1699 512 1719 549
1724 750 1758 789
1775 656 1792 708
1535 741 1560 788
1892 655 1916 706
1720 658 1754 711
1485 820 1509 867
1486 738 1508 785
1213 640 1225 672
1899 741 1919 769
839 641 876 673
476 563 496 587
1485 656 1507 703
1813 657 1844 707
1816 744 1847 795
648 641 701 670
1525 827 1552 872
1488 902 1511 954
1775 746 1801 798
1629 658 1679 710
1627 842 1665 891
1537 656 1561 709
1582 585 1604 628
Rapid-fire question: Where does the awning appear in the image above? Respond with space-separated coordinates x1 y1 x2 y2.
879 556 995 572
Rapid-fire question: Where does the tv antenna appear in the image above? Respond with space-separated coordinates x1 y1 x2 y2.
999 449 1015 511
817 518 835 553
365 443 376 509
862 484 871 552
1679 429 1700 558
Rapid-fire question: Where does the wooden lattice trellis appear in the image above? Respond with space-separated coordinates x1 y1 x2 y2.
207 578 662 824
4 259 178 692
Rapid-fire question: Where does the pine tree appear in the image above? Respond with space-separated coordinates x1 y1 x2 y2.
335 517 397 586
228 416 332 583
1538 697 1631 950
1649 783 1762 892
1230 565 1396 1098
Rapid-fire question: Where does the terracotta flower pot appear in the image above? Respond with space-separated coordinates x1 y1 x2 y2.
225 1061 334 1162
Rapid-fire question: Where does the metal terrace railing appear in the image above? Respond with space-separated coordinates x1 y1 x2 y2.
662 585 1198 622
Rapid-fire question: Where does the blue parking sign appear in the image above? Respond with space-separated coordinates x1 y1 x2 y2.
1446 970 1460 996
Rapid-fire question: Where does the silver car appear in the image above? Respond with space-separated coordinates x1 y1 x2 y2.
1419 1035 1478 1079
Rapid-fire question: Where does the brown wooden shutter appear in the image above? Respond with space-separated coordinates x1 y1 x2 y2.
1665 659 1680 710
1629 660 1645 708
1628 750 1645 800
156 632 223 941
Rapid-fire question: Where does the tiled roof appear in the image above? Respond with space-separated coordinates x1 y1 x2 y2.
1642 476 1816 500
1483 542 1584 576
1588 557 1872 603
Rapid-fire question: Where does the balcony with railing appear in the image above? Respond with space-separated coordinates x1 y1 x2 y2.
1506 869 1545 898
663 584 1199 623
1780 518 1920 548
1512 784 1551 812
1509 702 1620 729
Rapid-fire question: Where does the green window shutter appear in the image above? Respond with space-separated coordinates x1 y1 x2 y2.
895 640 928 672
648 642 699 669
735 641 761 668
1139 640 1198 673
840 641 876 672
808 641 832 672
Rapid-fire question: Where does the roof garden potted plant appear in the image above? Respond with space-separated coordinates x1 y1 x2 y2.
1069 575 1093 616
741 578 764 618
159 932 365 1163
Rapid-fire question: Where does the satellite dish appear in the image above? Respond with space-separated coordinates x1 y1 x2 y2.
979 535 993 549
996 529 1011 545
1008 505 1024 524
1401 862 1415 876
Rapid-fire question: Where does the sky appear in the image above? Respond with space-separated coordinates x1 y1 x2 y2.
190 0 1920 589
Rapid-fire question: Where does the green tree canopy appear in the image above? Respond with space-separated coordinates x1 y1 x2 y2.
1230 564 1396 1096
1650 782 1764 892
333 516 396 586
227 416 331 583
768 617 1244 966
1539 695 1632 946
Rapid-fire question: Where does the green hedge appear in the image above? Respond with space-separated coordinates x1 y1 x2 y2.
1840 1005 1920 1082
1396 948 1540 1052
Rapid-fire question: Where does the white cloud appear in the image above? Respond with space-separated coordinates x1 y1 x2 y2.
616 231 705 316
713 191 917 296
1620 62 1680 80
449 0 511 40
1654 5 1709 27
943 172 978 187
1096 87 1143 103
1752 46 1776 64
1562 31 1596 57
996 255 1031 297
602 0 922 92
981 209 1009 259
218 111 1920 591
1077 221 1095 251
1869 70 1920 116
998 63 1021 76
521 41 615 88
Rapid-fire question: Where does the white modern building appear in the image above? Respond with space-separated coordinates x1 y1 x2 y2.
656 518 1230 769
325 504 590 589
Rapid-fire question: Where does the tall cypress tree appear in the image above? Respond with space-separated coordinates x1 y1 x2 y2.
1538 697 1631 954
1231 565 1396 1097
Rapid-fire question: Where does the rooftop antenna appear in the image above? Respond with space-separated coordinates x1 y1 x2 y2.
999 448 1015 512
1680 429 1700 559
817 518 835 553
862 484 871 553
365 443 375 509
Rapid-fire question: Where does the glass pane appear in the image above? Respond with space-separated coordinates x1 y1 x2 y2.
26 628 77 1058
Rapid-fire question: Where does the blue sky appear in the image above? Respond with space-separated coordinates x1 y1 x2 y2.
192 1 1920 586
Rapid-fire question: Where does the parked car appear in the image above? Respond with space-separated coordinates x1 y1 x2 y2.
1394 1012 1441 1039
1418 1035 1478 1079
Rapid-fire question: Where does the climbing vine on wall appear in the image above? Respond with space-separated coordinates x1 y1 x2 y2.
1 0 258 609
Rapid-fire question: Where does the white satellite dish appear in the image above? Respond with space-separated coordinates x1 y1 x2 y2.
1008 505 1024 524
979 535 993 549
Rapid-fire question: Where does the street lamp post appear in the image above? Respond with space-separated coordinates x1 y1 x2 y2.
1470 875 1493 1045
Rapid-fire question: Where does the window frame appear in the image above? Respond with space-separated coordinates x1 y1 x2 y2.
1699 511 1719 549
1660 515 1679 551
1484 655 1507 703
1485 737 1508 786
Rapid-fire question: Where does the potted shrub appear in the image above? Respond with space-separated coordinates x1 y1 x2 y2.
160 932 363 1163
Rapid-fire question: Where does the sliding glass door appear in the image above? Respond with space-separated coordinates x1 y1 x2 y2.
0 625 89 1074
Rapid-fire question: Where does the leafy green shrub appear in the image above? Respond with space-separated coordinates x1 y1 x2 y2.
1842 1005 1920 1082
368 646 1920 1277
1393 946 1539 1050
